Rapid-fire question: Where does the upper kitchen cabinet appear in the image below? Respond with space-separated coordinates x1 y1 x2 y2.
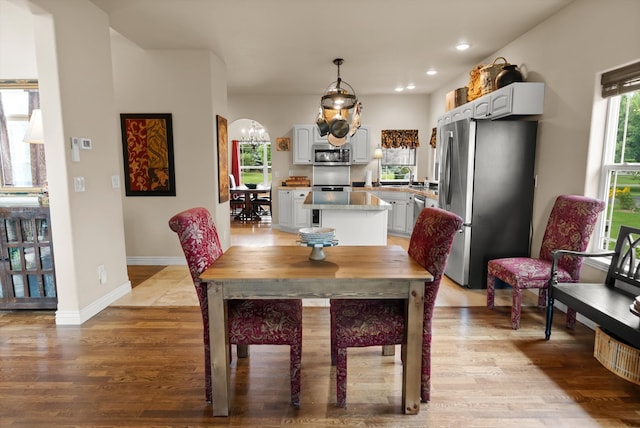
293 125 313 164
294 124 371 165
350 126 370 164
473 82 544 119
439 82 544 125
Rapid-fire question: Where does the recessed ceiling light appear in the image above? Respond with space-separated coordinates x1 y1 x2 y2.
406 84 416 90
426 69 437 76
395 87 404 92
456 43 470 51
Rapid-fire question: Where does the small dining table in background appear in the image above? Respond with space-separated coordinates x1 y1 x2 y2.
229 185 270 221
199 245 432 416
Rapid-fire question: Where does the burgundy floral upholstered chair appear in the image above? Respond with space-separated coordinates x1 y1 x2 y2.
168 207 303 407
486 195 605 330
330 207 463 407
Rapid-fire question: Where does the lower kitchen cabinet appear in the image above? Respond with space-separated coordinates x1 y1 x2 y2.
278 189 311 232
372 191 414 236
0 206 56 309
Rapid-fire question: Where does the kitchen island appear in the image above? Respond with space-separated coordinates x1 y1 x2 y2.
303 191 390 246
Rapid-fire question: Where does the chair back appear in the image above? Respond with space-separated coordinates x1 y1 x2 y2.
168 207 224 287
229 174 237 189
539 195 605 279
408 207 463 283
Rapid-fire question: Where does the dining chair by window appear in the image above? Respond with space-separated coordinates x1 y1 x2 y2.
252 186 272 216
229 174 244 215
330 207 463 407
486 194 605 329
168 207 302 407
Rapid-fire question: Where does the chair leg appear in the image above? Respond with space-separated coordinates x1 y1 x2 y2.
538 289 547 308
382 345 395 356
487 274 496 309
237 344 249 358
511 286 523 330
336 347 348 408
290 342 301 408
421 334 431 402
566 308 577 329
330 305 337 366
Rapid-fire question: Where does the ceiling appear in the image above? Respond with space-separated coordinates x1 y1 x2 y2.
89 0 573 97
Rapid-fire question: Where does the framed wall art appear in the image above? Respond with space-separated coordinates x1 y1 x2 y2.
217 115 229 203
120 113 176 196
276 137 291 151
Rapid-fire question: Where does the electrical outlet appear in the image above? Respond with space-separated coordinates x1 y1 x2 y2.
98 264 107 284
111 175 120 189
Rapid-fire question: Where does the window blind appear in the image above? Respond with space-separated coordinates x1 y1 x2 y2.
601 60 640 98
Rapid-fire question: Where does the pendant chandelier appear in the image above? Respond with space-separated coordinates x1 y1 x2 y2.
317 58 362 147
240 120 269 146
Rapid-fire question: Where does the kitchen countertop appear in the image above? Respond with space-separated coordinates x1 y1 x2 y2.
303 191 391 211
278 185 438 199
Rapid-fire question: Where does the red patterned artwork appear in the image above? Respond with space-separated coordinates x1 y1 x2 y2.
120 113 176 196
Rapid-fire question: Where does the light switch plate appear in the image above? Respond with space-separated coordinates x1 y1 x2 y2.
74 176 85 192
81 138 92 149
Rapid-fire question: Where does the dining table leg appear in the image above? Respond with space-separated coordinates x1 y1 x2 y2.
208 281 231 416
402 280 424 414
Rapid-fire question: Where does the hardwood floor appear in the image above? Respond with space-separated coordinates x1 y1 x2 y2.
1 306 639 427
1 219 639 427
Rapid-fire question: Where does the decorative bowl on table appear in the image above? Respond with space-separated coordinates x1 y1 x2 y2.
245 183 257 189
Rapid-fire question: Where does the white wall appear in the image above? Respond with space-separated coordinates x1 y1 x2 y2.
26 0 129 323
111 33 230 258
428 0 640 282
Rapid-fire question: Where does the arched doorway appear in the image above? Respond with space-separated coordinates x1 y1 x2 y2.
228 118 271 186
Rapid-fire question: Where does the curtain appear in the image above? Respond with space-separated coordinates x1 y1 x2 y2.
0 93 12 186
28 91 47 187
231 139 241 186
381 130 420 149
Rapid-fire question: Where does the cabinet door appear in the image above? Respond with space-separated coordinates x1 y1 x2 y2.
278 190 292 228
293 126 313 164
350 126 370 164
293 191 311 229
391 200 409 233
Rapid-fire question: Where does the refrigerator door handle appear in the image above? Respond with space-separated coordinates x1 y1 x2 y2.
445 131 453 205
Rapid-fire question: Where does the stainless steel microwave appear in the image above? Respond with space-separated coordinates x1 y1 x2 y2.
312 144 352 166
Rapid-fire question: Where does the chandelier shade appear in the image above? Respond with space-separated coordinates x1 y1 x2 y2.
318 58 362 146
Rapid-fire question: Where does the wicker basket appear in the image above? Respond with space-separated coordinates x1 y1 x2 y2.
479 57 511 96
467 65 484 101
594 326 640 385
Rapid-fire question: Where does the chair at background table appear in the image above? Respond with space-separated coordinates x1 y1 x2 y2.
229 175 244 216
330 207 463 407
168 207 303 407
486 194 605 329
252 186 272 216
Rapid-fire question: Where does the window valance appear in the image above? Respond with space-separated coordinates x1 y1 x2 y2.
381 130 420 149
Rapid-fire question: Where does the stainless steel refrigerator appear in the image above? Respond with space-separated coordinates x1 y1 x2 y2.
438 118 537 289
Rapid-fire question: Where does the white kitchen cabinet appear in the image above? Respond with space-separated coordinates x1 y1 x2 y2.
350 126 370 164
278 189 293 229
441 82 544 123
293 189 311 229
292 125 313 164
279 188 311 232
372 191 413 236
472 82 544 119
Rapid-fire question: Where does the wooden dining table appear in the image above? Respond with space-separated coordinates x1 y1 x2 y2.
200 245 433 416
230 186 270 221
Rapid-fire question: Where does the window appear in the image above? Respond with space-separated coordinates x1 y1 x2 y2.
0 80 46 190
240 142 271 185
380 129 419 183
596 61 640 250
380 147 416 182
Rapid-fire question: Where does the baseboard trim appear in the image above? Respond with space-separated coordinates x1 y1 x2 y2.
127 256 186 266
55 281 132 325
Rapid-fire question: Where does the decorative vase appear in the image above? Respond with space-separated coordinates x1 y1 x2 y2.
495 64 524 89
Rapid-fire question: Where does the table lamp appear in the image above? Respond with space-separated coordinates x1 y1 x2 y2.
373 147 383 186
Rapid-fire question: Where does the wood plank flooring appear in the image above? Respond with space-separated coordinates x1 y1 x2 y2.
1 305 639 426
